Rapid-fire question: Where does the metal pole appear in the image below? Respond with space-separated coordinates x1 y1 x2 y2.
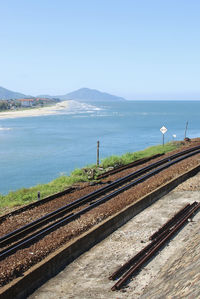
162 134 164 146
97 140 100 166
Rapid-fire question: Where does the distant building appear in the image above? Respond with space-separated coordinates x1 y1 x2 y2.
35 98 52 104
17 99 35 107
16 97 56 108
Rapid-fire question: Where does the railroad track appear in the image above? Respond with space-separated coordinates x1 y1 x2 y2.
0 153 164 224
0 154 163 224
0 145 200 261
96 153 164 179
0 186 76 224
110 201 200 291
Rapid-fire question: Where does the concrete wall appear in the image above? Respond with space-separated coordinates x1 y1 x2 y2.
1 165 199 299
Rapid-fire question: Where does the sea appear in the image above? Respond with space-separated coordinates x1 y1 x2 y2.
0 100 199 195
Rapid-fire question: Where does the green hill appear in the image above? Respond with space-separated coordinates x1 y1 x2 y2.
59 88 126 101
0 86 28 100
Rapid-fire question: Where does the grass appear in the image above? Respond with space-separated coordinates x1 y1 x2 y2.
0 141 181 213
100 142 179 169
0 169 89 212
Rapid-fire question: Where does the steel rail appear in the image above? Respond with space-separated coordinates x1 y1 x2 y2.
0 186 75 224
109 202 197 280
149 203 192 240
96 153 164 179
111 202 200 290
0 154 163 224
151 202 198 242
0 146 200 260
1 145 200 248
1 147 200 249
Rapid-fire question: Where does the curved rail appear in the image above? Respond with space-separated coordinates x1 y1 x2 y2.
0 145 200 260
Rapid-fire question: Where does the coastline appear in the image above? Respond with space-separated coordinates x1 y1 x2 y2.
0 101 69 119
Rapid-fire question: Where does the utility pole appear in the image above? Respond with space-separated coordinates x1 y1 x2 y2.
97 140 100 166
184 121 188 139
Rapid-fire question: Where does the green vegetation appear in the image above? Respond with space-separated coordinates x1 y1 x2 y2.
0 142 180 213
0 98 60 112
101 142 178 168
0 100 21 111
0 169 89 213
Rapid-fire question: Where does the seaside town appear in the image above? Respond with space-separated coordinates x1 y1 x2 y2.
0 97 60 111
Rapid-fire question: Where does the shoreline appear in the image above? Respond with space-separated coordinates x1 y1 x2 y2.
0 101 69 119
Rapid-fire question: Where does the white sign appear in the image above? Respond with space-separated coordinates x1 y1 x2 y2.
160 126 167 134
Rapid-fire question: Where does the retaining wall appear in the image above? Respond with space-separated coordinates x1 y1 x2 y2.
0 164 199 299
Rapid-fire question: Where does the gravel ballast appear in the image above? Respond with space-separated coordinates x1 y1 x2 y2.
29 172 200 299
0 141 200 288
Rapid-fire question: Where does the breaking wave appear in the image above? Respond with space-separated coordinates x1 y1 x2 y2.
0 127 11 131
58 100 102 115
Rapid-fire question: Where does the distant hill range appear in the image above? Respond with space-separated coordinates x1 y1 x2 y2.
56 88 126 101
40 88 126 101
0 86 126 102
0 86 27 100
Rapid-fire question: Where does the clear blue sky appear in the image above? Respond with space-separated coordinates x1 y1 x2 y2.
1 0 200 100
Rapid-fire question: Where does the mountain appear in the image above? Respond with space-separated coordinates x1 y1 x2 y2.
0 86 126 102
0 86 28 100
58 88 126 101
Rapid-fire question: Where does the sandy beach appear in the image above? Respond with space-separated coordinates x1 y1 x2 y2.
0 101 69 119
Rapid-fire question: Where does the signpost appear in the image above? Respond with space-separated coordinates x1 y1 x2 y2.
160 126 167 146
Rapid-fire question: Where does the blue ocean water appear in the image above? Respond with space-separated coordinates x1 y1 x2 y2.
0 100 199 195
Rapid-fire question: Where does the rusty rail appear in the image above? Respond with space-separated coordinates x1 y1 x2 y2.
1 146 200 261
111 201 200 290
149 203 192 240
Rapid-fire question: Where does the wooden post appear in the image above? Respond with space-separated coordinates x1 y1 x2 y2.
97 140 100 166
184 121 188 139
37 191 40 201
